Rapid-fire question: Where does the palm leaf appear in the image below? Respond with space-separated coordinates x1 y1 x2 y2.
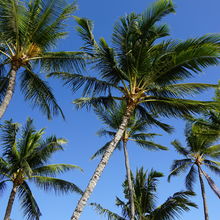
33 164 82 177
150 191 197 220
32 176 83 195
90 203 125 220
20 69 64 119
18 182 41 220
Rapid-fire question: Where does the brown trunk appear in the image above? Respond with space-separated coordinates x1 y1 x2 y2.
201 169 220 199
198 165 209 220
0 65 18 119
4 183 18 220
70 104 135 220
123 140 135 220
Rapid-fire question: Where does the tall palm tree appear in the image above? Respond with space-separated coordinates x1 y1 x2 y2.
91 167 197 220
91 102 169 220
168 121 220 220
0 118 83 220
0 0 85 119
50 0 220 218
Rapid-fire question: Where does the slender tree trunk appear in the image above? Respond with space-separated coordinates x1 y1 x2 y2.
0 65 18 119
4 183 18 220
70 104 135 220
201 169 220 199
198 165 209 220
123 140 135 220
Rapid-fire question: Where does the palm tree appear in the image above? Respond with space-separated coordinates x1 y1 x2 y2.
0 0 85 119
168 121 220 220
91 102 169 220
0 118 83 220
50 0 220 218
91 167 197 220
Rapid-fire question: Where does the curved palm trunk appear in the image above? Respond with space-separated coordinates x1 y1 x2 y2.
201 169 220 199
70 104 135 220
4 183 18 220
0 65 18 119
198 165 209 220
123 140 135 220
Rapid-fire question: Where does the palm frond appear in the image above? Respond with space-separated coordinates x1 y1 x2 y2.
90 203 125 220
150 191 197 220
38 52 85 73
48 71 117 96
20 69 64 119
73 96 116 110
33 164 82 177
18 182 41 220
171 140 189 156
24 1 77 49
0 120 20 162
185 165 197 191
132 139 168 151
74 17 97 54
168 159 192 181
32 176 83 195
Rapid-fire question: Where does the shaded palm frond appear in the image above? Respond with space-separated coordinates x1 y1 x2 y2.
18 182 41 220
20 69 64 119
32 176 83 195
90 203 125 220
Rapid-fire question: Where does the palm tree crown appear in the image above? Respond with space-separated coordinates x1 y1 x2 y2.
91 102 169 160
168 120 220 220
0 118 82 220
0 0 85 119
91 168 197 220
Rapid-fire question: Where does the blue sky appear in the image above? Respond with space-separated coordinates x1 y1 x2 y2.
1 0 220 219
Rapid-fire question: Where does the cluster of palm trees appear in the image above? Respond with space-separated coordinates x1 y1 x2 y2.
0 0 220 219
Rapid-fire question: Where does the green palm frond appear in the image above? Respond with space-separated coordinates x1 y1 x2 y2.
150 191 197 220
32 176 83 195
131 139 167 151
18 182 41 220
23 1 77 49
74 16 97 54
142 97 218 118
20 69 64 119
33 164 82 177
185 165 197 191
31 136 66 166
168 159 192 181
171 140 189 156
0 120 20 162
90 203 125 220
74 96 116 110
203 159 220 176
38 52 85 72
48 71 117 96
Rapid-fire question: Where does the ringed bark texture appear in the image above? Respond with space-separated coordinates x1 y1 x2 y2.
70 105 135 220
0 65 18 119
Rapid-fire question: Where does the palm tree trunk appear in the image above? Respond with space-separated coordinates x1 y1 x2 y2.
70 104 135 220
198 165 209 220
201 169 220 199
0 65 18 119
123 140 135 220
4 183 18 220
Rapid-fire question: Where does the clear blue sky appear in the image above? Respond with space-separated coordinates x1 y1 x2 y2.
1 0 220 219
